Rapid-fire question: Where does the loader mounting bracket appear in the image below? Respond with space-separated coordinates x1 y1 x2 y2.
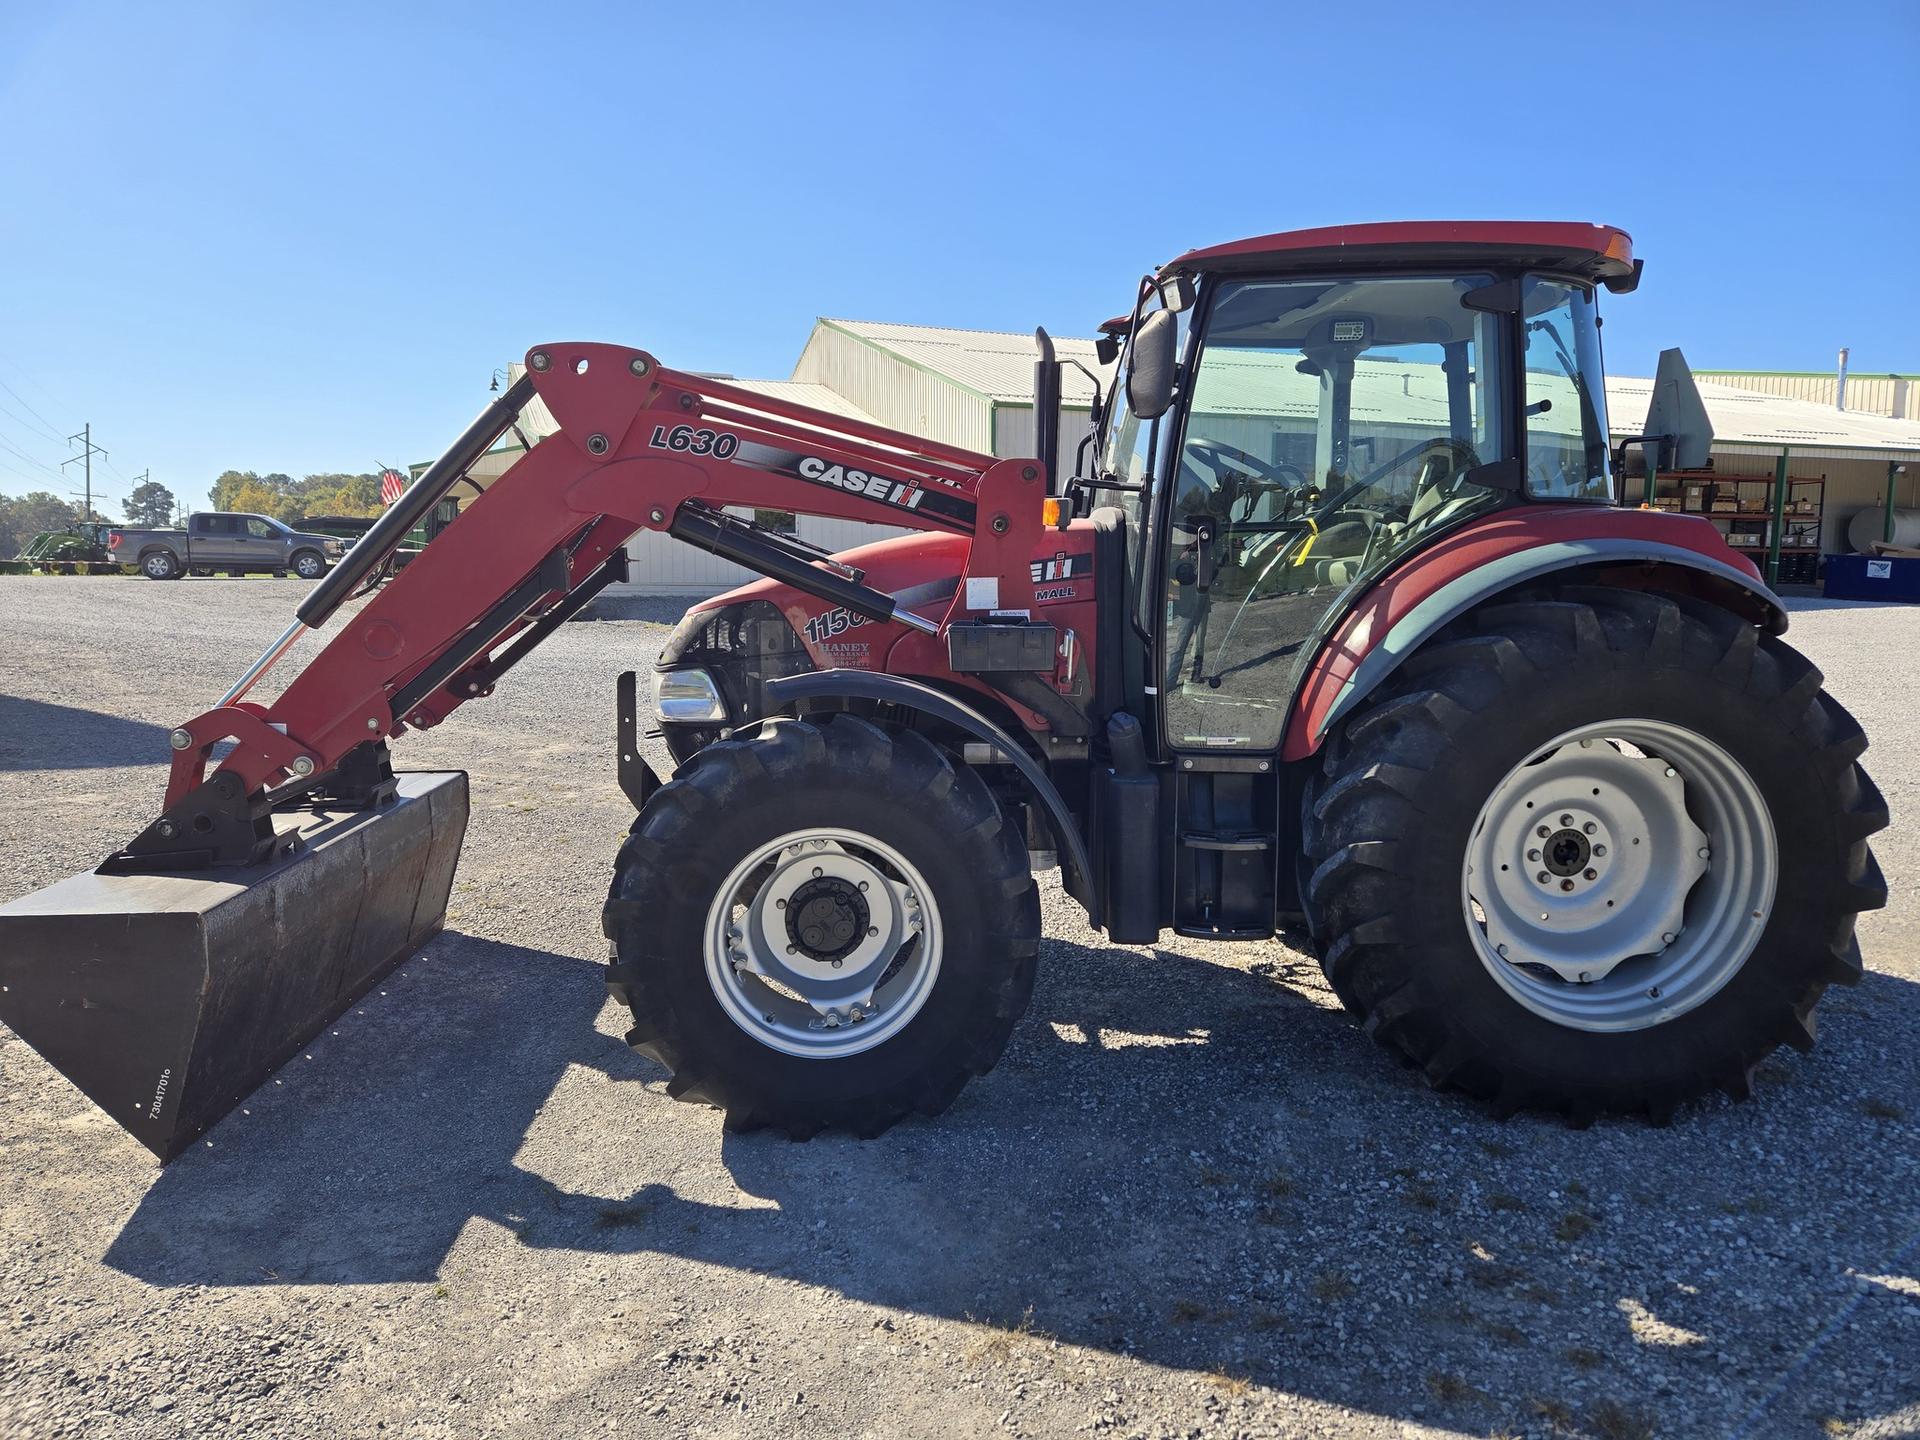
99 769 295 874
309 740 401 810
616 670 662 812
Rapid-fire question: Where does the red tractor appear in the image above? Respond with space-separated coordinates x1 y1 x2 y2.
0 221 1887 1159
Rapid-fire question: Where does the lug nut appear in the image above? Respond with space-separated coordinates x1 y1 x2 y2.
1584 868 1597 881
1661 932 1676 945
1537 825 1551 839
1664 767 1677 778
1559 879 1575 892
1528 849 1541 862
1496 944 1509 957
1697 847 1710 859
1559 814 1574 827
1583 822 1597 835
785 944 797 955
1577 971 1591 983
867 926 878 937
1537 871 1551 884
1593 844 1608 857
775 898 786 909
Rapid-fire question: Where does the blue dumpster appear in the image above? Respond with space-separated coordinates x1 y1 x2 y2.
1823 553 1920 603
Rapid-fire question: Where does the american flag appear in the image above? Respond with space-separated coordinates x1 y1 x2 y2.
380 469 406 506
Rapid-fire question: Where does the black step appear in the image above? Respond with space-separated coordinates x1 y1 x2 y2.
1179 831 1273 853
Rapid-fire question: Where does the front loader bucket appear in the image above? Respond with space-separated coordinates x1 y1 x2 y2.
0 772 468 1162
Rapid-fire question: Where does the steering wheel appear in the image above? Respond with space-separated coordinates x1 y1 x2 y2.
1315 437 1479 519
1185 438 1308 491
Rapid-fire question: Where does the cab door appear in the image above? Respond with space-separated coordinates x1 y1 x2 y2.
241 515 285 570
192 514 243 564
1151 272 1511 935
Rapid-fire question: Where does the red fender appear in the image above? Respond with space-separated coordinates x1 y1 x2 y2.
1280 506 1783 762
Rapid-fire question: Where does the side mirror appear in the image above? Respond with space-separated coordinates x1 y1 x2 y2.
1126 308 1178 420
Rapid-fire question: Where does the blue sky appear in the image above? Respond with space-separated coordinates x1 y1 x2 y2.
1 2 1915 514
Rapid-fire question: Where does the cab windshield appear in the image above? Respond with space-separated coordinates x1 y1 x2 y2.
1161 272 1510 750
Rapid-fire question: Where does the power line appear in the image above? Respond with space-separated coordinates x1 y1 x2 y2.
63 425 107 520
0 365 74 436
0 433 65 481
0 392 63 444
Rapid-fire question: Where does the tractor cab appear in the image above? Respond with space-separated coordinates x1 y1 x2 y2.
1081 222 1634 760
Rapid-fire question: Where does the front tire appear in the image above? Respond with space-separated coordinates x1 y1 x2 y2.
1302 587 1887 1122
291 550 328 579
604 715 1040 1137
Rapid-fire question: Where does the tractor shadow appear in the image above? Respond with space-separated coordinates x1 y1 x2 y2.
103 928 1920 1427
0 694 174 771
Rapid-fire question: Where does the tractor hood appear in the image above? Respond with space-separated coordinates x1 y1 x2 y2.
687 528 973 627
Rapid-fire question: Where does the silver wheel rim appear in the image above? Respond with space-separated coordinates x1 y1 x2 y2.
1463 718 1776 1033
144 555 170 577
296 554 323 577
703 826 942 1059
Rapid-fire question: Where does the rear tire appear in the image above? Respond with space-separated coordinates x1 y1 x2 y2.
604 714 1040 1137
141 550 180 581
1302 587 1886 1122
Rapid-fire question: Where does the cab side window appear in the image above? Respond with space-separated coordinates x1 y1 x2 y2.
1523 281 1612 502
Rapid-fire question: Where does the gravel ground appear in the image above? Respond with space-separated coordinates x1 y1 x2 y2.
0 574 1915 1440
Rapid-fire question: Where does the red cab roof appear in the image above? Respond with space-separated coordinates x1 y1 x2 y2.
1163 221 1634 284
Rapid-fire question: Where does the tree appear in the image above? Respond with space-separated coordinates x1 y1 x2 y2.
209 470 261 512
0 491 78 559
124 480 177 528
206 468 387 522
224 478 289 519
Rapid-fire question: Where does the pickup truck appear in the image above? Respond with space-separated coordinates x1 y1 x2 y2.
108 512 347 581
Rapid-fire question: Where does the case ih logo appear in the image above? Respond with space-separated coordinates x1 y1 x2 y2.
1029 551 1091 583
797 456 927 512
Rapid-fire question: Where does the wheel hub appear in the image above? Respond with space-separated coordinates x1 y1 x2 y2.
1462 721 1777 1033
785 876 869 961
704 829 942 1059
1541 827 1591 877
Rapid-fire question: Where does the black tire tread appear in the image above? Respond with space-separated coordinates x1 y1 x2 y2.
605 714 1040 1139
1302 587 1886 1123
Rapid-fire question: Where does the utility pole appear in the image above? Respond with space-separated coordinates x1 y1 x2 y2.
64 424 107 521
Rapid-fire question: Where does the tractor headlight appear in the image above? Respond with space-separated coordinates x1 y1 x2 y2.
653 667 728 723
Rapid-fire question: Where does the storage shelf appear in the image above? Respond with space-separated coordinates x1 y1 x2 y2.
1648 469 1827 582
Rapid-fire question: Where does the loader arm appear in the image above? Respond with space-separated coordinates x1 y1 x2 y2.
131 343 1051 867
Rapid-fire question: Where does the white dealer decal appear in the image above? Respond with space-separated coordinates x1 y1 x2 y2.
797 456 927 511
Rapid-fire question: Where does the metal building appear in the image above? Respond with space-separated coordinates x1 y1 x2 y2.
470 321 1920 595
